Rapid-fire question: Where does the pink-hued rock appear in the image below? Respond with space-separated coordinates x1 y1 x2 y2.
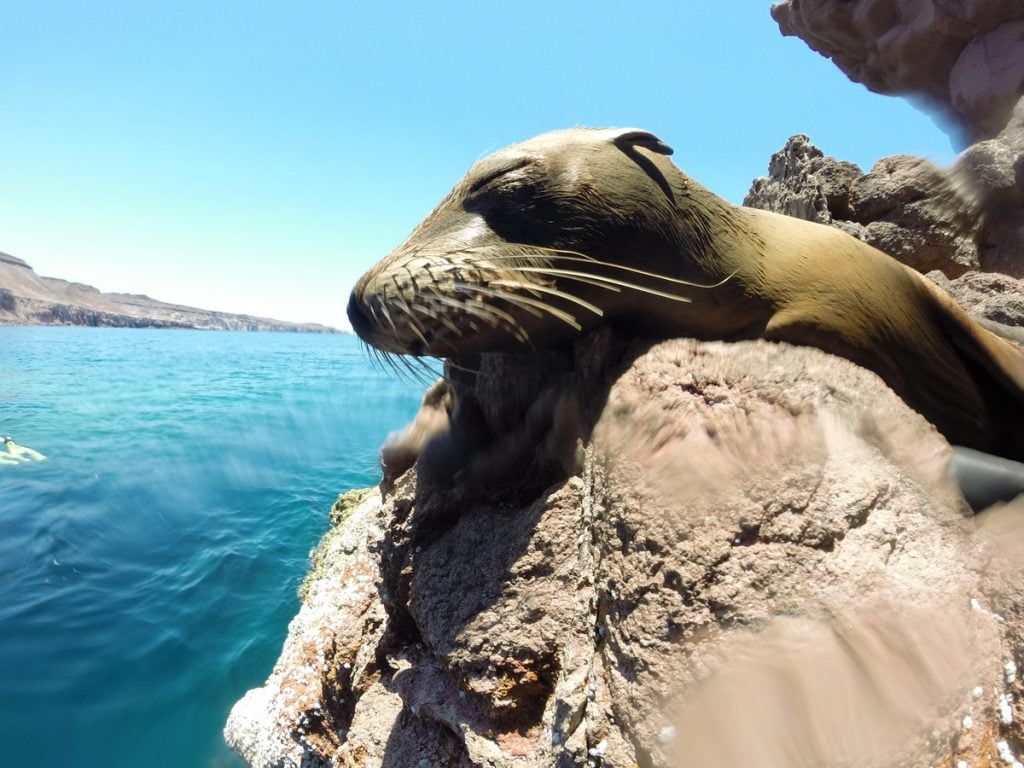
224 333 1024 767
770 0 1024 142
950 19 1024 142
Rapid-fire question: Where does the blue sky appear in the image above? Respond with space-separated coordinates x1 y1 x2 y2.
0 1 958 329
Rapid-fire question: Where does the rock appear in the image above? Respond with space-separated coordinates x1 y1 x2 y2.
770 0 1024 142
848 155 947 221
950 20 1024 142
225 331 1024 767
743 135 862 223
955 137 1024 211
980 210 1024 277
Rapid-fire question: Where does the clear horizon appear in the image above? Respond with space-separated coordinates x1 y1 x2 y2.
1 1 959 330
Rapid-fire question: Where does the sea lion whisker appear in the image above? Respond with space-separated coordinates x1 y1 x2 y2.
377 302 398 333
435 282 534 329
415 288 506 329
442 280 582 331
454 257 623 294
366 342 383 370
377 348 406 380
408 299 469 338
444 359 485 378
512 267 695 304
440 281 544 319
391 298 433 350
369 344 400 379
419 293 465 338
426 262 490 286
438 243 599 264
489 279 605 318
372 343 425 383
413 355 442 378
391 353 420 382
540 254 734 288
401 354 437 384
476 253 737 290
359 338 378 369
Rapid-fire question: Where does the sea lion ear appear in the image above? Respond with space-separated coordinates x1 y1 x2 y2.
610 128 674 156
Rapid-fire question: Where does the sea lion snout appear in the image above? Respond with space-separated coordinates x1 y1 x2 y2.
347 127 719 357
345 289 378 346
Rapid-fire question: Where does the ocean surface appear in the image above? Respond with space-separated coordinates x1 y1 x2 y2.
0 327 433 767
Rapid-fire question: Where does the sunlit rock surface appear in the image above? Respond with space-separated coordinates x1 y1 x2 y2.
225 333 1024 767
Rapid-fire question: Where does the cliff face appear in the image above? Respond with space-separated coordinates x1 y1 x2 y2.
225 332 1024 768
0 252 338 332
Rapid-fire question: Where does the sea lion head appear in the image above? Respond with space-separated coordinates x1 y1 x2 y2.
347 127 732 357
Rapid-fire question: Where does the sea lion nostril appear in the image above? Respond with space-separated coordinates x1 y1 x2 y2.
346 293 373 338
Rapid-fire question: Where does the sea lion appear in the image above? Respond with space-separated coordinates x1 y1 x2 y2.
347 127 1024 463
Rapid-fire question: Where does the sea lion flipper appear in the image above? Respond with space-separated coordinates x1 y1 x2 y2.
916 275 1024 394
913 274 1024 460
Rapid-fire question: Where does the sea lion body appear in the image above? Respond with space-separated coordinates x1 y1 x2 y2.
348 128 1024 461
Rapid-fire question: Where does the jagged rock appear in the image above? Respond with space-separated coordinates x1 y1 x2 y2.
225 332 1024 767
743 134 862 223
770 0 1024 142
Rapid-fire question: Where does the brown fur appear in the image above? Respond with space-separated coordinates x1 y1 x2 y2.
348 127 1024 461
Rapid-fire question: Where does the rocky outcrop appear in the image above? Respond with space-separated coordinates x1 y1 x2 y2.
744 131 1024 279
0 251 338 332
225 332 1024 767
769 1 1024 143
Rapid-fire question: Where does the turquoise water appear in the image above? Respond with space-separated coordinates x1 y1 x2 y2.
0 327 431 767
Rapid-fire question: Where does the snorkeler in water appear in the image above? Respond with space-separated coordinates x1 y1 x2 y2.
1 436 47 464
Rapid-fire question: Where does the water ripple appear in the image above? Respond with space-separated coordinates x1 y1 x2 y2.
0 327 432 767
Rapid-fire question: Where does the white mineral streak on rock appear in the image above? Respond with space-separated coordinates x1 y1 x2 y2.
997 738 1024 767
1001 693 1014 724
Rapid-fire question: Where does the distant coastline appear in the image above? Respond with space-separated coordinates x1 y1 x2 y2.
0 251 340 333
